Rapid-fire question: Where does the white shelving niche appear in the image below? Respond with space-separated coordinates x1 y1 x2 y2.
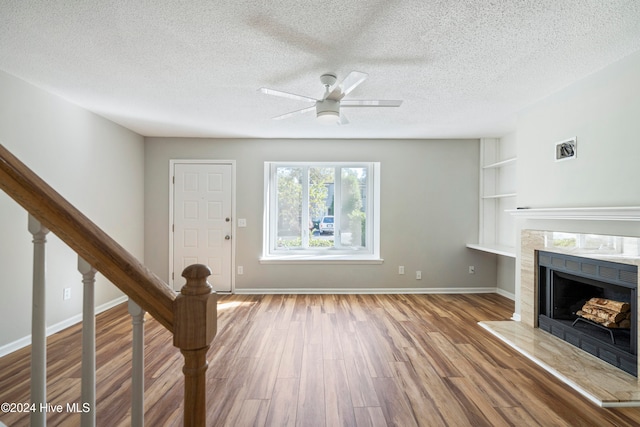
467 137 517 257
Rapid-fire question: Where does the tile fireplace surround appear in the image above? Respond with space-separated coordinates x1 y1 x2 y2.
481 229 640 407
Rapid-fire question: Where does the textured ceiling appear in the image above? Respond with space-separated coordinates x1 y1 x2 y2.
1 0 640 139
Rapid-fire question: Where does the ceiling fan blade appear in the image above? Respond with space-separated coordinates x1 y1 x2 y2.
338 113 349 125
341 100 403 107
326 71 368 101
272 105 316 120
259 87 316 103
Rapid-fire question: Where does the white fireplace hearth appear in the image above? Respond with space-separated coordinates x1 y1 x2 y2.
481 226 640 407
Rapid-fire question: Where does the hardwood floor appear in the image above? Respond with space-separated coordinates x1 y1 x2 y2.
2 293 640 426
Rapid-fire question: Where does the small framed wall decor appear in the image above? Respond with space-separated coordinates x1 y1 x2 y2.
555 137 577 161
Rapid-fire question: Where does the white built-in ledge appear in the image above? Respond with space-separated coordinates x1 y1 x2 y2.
466 243 516 258
482 157 517 169
482 193 517 199
506 206 640 221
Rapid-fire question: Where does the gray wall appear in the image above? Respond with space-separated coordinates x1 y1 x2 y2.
0 70 145 352
497 257 515 297
145 138 497 292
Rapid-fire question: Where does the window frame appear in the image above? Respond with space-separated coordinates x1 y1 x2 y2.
261 161 382 263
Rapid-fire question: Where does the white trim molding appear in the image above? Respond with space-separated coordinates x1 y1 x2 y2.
495 287 515 301
259 257 384 264
507 206 640 221
233 287 500 295
0 296 127 358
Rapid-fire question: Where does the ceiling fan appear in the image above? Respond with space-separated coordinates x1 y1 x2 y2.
259 71 402 124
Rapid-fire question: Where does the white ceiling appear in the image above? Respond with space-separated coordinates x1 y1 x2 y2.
1 0 640 139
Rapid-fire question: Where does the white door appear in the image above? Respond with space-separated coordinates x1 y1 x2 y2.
172 162 233 292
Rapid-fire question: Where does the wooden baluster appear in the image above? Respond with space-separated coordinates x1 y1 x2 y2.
128 299 146 427
173 264 217 427
28 214 49 427
78 257 97 427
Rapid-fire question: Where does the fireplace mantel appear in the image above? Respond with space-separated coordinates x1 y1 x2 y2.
506 206 640 221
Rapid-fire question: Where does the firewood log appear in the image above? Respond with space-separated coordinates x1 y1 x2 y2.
619 319 631 329
576 310 622 328
580 303 627 323
585 298 630 313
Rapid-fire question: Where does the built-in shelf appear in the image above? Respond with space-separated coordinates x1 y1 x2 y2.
466 243 516 258
483 157 517 169
470 138 517 259
506 206 640 221
483 193 517 199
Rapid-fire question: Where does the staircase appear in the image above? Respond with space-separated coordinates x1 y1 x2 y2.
0 144 217 426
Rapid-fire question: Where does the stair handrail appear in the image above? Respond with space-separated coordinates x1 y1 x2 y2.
0 144 176 330
1 144 217 426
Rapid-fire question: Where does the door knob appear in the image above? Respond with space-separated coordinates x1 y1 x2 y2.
225 235 231 240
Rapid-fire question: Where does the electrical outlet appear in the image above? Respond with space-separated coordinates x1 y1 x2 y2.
237 266 244 275
469 266 475 274
238 218 247 227
398 266 405 275
63 288 71 300
416 271 422 280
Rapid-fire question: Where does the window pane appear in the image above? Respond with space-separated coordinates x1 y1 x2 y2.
340 167 366 249
310 167 334 248
550 232 577 248
583 234 619 252
276 167 302 249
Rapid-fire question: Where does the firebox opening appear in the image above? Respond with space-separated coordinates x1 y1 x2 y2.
551 271 631 320
537 251 638 376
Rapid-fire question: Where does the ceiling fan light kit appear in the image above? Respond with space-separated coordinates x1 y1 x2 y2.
259 71 402 125
316 99 340 123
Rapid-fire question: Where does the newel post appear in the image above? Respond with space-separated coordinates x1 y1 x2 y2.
173 264 217 427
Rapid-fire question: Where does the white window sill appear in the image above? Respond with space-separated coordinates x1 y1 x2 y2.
260 255 384 265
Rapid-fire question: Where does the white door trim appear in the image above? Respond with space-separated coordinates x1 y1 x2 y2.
169 159 236 292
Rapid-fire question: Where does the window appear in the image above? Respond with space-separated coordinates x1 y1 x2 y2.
546 232 633 255
262 162 381 262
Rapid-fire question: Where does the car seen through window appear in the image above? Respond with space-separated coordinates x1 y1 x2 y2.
319 215 334 234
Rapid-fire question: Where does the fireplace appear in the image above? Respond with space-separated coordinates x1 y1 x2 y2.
537 250 638 376
480 228 640 406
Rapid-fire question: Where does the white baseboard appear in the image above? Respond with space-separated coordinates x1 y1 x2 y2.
0 296 127 358
495 287 515 301
233 287 500 295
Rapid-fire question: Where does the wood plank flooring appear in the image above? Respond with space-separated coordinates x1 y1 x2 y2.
2 293 640 426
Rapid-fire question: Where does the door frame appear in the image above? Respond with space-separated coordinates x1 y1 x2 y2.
169 159 236 292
